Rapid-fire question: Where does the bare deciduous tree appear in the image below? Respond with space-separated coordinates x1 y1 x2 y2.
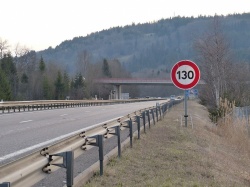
13 43 31 72
194 16 233 109
228 62 250 106
0 38 10 59
76 50 91 77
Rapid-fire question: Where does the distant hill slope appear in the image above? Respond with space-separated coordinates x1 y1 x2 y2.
38 13 250 73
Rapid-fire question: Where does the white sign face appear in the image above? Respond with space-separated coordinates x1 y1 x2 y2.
171 60 200 90
175 65 196 85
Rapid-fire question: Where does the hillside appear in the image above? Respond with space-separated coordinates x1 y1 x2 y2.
85 100 250 187
38 13 250 74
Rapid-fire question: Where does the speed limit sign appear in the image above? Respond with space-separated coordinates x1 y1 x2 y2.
171 60 200 90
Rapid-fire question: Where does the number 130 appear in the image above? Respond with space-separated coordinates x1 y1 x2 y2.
177 70 194 80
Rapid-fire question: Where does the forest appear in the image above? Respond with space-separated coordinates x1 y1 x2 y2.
1 13 250 118
0 49 135 101
38 13 250 73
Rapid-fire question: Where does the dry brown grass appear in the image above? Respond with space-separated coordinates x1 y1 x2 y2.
84 100 250 187
213 98 250 158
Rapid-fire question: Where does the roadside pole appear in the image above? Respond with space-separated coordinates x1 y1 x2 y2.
184 91 188 127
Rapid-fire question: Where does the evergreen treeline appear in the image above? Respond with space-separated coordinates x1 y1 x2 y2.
0 50 133 101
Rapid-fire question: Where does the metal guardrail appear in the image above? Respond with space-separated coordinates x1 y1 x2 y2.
0 100 181 187
0 99 163 114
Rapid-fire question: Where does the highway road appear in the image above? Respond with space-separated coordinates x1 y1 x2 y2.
0 100 167 165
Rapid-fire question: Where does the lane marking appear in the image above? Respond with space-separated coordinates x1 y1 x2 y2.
0 116 123 161
19 120 33 124
60 114 68 117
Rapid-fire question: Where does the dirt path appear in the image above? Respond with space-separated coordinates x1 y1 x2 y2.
84 100 250 187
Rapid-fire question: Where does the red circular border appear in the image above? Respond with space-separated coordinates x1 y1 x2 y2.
171 60 200 90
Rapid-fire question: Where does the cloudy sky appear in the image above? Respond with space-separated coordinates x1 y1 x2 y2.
1 0 249 51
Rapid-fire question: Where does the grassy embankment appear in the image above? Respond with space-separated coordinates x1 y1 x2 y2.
84 100 250 187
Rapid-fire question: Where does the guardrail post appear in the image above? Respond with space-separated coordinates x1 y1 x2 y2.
2 107 4 113
156 107 159 122
136 116 140 139
123 119 133 148
109 126 121 158
129 120 133 148
46 151 74 187
162 104 165 115
162 103 168 116
162 104 165 113
159 106 162 119
142 111 146 133
88 135 104 175
0 182 11 187
151 109 155 125
147 110 151 128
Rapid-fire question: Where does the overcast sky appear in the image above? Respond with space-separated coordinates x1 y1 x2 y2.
1 0 249 51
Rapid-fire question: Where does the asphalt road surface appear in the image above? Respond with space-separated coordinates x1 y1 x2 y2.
0 100 167 164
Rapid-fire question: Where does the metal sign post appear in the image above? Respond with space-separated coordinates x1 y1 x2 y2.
184 91 188 127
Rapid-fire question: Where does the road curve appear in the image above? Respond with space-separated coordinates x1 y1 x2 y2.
0 100 167 164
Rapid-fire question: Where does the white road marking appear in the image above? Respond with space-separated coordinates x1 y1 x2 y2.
19 120 33 124
60 114 68 117
0 116 123 161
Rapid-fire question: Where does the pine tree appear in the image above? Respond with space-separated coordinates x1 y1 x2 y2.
63 71 70 97
21 73 28 83
0 53 18 99
43 77 53 99
102 59 112 78
0 68 12 100
54 71 64 100
74 73 85 89
39 56 46 72
70 73 86 99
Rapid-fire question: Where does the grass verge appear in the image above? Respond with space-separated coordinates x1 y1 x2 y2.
84 100 250 187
